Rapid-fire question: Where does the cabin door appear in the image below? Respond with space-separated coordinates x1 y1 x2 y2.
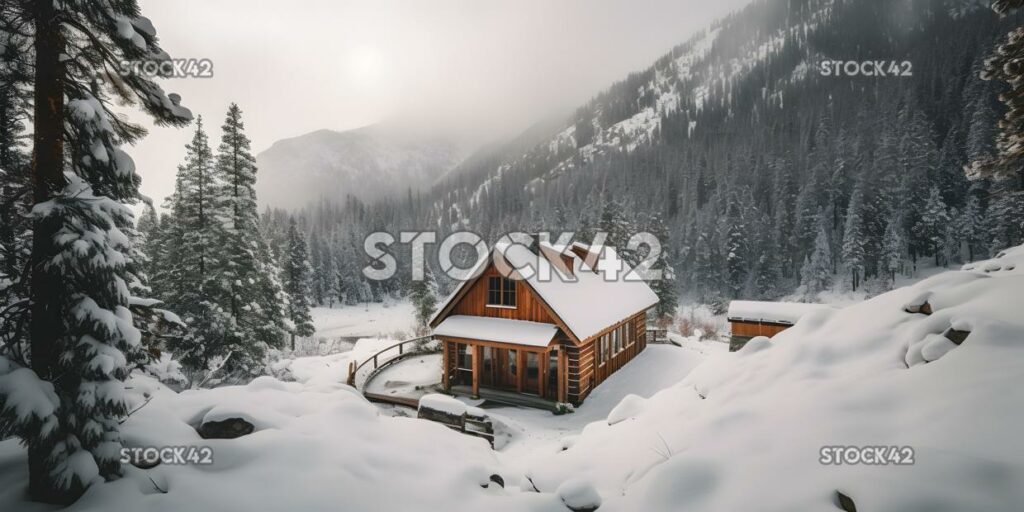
523 352 540 395
495 349 518 390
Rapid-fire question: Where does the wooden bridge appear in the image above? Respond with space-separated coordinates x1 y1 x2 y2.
346 335 437 408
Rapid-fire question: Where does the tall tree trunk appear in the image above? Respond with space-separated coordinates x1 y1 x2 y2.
28 0 68 503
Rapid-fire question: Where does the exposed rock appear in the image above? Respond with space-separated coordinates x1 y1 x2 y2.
944 327 970 345
197 417 255 439
489 474 505 488
835 490 857 512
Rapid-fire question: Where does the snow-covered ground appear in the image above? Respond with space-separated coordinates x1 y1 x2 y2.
489 341 722 468
310 300 416 340
2 248 1021 511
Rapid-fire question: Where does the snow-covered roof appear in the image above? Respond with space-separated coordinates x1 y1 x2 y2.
431 241 659 342
433 315 559 347
726 300 832 325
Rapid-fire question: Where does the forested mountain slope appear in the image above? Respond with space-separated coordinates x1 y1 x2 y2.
424 0 1023 302
286 0 1024 308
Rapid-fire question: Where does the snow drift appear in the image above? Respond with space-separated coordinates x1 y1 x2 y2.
524 246 1024 511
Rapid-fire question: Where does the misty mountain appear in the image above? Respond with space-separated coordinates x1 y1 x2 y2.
255 124 464 209
286 0 1023 306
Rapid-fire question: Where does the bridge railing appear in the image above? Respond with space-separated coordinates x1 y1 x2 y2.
346 335 436 390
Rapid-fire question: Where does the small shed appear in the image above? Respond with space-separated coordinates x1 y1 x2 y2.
726 301 831 351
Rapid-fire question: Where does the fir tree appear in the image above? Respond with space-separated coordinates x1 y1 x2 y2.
158 118 232 374
841 182 867 291
0 0 192 503
724 197 747 298
644 213 679 319
913 187 951 266
967 0 1024 187
958 195 986 262
282 218 315 350
800 216 833 298
408 257 438 331
214 104 287 372
881 216 907 286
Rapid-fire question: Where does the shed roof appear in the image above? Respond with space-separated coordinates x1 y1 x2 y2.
433 315 559 347
726 300 832 325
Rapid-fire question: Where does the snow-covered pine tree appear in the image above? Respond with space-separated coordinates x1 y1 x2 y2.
958 195 986 262
282 217 315 350
158 118 233 374
643 212 679 319
841 181 867 291
724 195 747 299
408 256 438 332
881 216 907 286
967 0 1024 186
0 6 31 349
214 103 288 372
800 216 833 298
913 187 951 266
0 0 192 503
134 204 161 287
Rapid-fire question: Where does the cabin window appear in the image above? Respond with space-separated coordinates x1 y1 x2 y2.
487 276 517 307
625 323 633 347
612 328 621 353
455 344 473 387
600 334 610 364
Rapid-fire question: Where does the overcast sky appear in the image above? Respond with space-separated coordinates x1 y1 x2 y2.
131 0 751 208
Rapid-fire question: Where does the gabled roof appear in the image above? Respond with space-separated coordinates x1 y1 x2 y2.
430 241 659 343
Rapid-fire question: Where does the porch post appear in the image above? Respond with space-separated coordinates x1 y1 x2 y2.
516 350 525 393
539 350 548 399
558 348 567 403
442 340 450 392
471 343 481 397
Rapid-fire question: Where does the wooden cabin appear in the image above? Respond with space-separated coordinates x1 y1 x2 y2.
726 300 831 351
430 241 659 408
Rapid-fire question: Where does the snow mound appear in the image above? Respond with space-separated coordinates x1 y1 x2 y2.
420 393 468 416
524 246 1024 511
557 478 602 511
606 394 645 426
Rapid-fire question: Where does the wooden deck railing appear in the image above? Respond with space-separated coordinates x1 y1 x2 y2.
346 335 436 390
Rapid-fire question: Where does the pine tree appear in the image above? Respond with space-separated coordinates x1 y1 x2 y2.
408 257 438 331
282 218 315 350
800 216 833 298
0 0 192 503
644 213 679 319
215 104 287 372
841 182 867 291
724 196 747 298
881 216 907 286
159 119 232 374
913 187 951 266
958 195 986 262
967 0 1024 187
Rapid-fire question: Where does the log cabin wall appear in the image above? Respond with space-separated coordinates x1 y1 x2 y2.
450 265 556 323
567 310 648 405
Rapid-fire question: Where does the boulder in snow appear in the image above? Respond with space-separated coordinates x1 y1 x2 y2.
557 478 602 512
903 292 933 315
197 417 255 439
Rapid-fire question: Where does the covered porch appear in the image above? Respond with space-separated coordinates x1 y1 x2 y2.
435 316 568 406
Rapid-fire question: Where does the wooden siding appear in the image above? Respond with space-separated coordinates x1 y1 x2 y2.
450 265 556 324
729 320 791 338
565 310 648 405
